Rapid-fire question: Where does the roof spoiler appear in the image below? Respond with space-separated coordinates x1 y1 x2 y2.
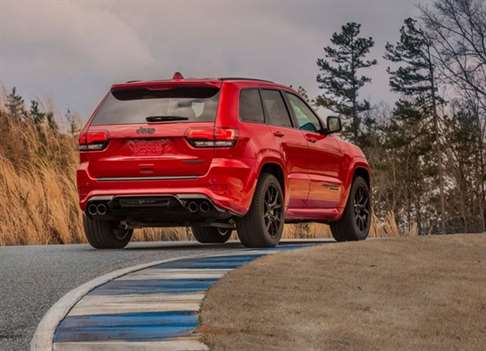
112 80 222 92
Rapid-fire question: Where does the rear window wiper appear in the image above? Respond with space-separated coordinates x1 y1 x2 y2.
145 115 189 122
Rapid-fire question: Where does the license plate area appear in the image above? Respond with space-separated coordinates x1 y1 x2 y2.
125 139 171 156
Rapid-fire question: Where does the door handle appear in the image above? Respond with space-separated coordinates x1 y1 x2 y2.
273 131 285 138
306 137 317 143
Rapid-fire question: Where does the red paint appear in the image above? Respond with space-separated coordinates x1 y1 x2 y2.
77 77 370 223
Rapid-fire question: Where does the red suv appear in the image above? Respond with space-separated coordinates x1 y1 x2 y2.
77 74 371 249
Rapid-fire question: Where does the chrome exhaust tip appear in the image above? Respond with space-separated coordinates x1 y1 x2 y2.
200 201 210 213
87 204 98 216
187 201 199 213
96 203 108 216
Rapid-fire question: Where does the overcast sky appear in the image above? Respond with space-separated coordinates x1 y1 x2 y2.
0 0 428 121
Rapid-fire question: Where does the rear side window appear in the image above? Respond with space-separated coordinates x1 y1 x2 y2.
91 87 220 125
239 89 264 123
261 90 292 128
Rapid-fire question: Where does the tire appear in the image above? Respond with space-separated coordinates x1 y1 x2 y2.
237 173 284 248
191 226 232 244
331 176 371 242
83 214 133 249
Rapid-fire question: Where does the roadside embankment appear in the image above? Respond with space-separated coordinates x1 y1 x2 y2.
200 234 486 351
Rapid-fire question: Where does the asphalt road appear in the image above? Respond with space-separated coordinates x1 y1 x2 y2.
0 240 279 351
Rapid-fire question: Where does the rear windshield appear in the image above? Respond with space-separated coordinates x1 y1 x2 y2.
91 87 220 125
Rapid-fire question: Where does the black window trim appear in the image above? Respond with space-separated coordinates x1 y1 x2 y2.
259 88 295 129
283 92 324 133
238 88 266 125
258 89 267 124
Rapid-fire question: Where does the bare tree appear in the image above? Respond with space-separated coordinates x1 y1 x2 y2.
421 0 486 106
421 0 486 232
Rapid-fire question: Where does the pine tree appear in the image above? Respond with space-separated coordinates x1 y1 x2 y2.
289 85 314 105
316 22 377 144
65 108 81 136
29 100 46 125
6 87 25 119
385 17 447 234
296 86 313 105
46 112 58 132
446 102 477 232
384 98 434 234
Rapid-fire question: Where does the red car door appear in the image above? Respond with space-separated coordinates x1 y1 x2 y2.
284 93 344 209
260 89 310 209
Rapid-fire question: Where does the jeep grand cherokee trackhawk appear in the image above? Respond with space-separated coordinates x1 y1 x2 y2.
77 73 371 249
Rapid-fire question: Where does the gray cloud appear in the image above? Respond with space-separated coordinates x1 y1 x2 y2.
0 0 426 120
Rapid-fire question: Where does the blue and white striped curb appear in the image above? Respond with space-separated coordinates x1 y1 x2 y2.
32 243 320 351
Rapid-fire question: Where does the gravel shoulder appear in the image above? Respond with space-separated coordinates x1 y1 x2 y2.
200 235 486 351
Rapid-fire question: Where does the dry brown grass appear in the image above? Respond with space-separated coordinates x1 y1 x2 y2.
0 158 83 245
0 110 83 245
200 234 486 351
0 108 198 245
0 107 407 245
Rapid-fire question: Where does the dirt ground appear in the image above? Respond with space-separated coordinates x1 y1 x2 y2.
199 235 486 351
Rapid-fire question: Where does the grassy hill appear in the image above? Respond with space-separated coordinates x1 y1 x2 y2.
200 235 486 351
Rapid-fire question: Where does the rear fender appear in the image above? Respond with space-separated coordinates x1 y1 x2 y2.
242 155 287 213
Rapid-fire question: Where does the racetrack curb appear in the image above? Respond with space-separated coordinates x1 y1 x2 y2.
31 246 313 351
31 252 235 351
30 252 256 351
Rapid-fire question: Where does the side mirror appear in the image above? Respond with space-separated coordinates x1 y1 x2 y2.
325 116 342 134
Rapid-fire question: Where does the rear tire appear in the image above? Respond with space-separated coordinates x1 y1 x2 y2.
191 226 232 244
83 214 133 249
331 176 371 242
237 173 284 248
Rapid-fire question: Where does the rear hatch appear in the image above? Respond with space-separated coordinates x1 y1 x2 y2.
80 81 222 180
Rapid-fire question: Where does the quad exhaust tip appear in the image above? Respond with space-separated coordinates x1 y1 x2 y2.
87 204 98 216
187 201 199 214
97 203 108 216
87 203 108 216
200 201 210 213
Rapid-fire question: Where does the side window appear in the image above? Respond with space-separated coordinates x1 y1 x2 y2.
260 90 293 128
239 89 265 123
286 93 321 132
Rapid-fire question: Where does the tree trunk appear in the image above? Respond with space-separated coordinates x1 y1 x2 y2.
416 195 422 235
458 164 468 233
428 47 446 234
475 102 486 232
478 150 486 232
351 52 359 144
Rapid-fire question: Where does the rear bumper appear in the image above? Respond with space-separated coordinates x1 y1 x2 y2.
85 194 233 227
77 157 258 216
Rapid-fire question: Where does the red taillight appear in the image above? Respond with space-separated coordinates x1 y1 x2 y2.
79 130 109 151
185 127 238 148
